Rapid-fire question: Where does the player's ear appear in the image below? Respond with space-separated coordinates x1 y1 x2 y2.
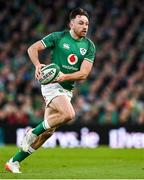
69 20 74 29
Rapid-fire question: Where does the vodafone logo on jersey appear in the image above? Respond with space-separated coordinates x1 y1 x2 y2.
67 54 78 65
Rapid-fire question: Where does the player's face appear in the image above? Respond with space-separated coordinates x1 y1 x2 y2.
70 15 89 38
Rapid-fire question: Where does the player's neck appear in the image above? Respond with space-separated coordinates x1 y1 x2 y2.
69 30 82 40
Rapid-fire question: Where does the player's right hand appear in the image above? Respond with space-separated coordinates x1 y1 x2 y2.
35 64 46 80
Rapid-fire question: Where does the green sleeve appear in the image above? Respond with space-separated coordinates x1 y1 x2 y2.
84 40 96 63
41 32 59 48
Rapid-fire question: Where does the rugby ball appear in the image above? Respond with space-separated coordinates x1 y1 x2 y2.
39 63 60 85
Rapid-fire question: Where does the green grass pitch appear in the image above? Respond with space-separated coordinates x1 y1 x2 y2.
0 145 144 179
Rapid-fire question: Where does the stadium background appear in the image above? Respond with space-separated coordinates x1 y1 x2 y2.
0 0 144 147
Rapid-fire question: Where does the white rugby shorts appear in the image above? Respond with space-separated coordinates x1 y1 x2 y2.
41 83 73 106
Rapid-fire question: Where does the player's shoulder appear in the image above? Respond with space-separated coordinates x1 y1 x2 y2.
51 30 68 39
85 37 95 46
85 37 96 50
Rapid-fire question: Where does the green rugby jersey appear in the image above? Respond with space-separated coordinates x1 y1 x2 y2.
41 30 96 90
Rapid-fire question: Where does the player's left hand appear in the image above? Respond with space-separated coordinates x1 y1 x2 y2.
54 72 66 82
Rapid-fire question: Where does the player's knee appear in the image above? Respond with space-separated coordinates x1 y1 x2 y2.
62 109 75 123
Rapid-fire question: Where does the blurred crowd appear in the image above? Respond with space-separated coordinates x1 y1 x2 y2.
0 0 144 127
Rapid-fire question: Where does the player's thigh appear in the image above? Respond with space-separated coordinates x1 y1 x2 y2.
49 95 75 119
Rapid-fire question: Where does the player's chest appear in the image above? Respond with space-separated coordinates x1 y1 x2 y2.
57 38 88 61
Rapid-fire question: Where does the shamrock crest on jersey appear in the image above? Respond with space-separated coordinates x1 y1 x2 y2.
67 54 78 65
80 48 87 55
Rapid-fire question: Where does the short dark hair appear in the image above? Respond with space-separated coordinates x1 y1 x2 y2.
69 8 89 21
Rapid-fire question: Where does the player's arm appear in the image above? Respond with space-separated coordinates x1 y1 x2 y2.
57 60 93 82
27 41 46 80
